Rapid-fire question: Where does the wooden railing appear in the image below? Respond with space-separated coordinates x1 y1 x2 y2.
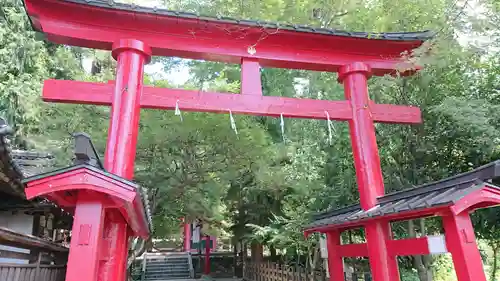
0 226 68 281
243 262 327 281
0 264 66 281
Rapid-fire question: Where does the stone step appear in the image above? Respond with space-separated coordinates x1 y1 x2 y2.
141 252 193 281
144 273 189 280
146 269 189 274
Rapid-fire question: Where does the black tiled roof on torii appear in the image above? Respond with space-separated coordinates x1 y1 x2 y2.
305 160 500 230
59 0 434 42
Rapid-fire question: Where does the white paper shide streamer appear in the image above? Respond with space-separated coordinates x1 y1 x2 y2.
175 100 183 122
280 113 285 142
325 111 334 145
229 110 238 135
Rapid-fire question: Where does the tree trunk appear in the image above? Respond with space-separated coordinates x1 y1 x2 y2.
251 242 263 263
127 238 147 268
270 245 277 260
490 241 499 281
311 245 320 271
409 220 433 281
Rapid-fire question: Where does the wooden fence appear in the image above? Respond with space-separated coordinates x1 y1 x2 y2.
243 262 327 281
243 262 373 281
0 264 66 281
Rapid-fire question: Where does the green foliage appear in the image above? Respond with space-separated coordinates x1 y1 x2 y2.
400 269 422 281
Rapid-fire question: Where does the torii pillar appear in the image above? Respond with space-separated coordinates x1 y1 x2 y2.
339 63 400 281
100 39 151 281
23 39 151 281
183 219 192 252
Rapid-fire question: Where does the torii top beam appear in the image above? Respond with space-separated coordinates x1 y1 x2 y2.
23 0 432 76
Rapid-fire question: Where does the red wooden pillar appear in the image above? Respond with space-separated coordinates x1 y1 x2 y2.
326 231 344 281
338 62 400 281
65 192 105 281
241 58 262 96
204 235 211 275
443 212 487 281
184 220 192 252
100 39 151 281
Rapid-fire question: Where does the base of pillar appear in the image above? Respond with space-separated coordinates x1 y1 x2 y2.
201 274 214 280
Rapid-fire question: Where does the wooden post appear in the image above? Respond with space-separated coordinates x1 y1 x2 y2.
141 252 147 281
233 240 238 278
33 251 42 280
275 263 279 281
32 214 41 237
443 213 487 281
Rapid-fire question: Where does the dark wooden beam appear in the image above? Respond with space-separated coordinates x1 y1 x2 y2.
0 226 68 253
0 249 33 261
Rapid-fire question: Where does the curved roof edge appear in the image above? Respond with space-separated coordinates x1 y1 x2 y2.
52 0 434 42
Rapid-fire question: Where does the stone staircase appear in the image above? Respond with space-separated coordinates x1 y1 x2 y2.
141 252 194 281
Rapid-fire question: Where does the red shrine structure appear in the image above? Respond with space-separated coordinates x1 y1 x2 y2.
19 0 500 281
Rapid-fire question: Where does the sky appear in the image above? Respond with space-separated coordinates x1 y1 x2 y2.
82 58 190 85
144 62 190 85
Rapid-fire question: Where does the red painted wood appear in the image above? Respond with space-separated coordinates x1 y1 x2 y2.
335 237 438 257
337 243 368 257
443 213 487 281
24 167 149 238
184 220 192 252
326 231 344 281
388 237 430 256
325 235 449 261
64 191 105 281
102 210 129 281
24 0 425 75
204 235 211 275
451 186 500 215
241 58 263 96
340 63 384 208
104 39 151 178
42 79 422 124
101 39 151 281
339 63 399 281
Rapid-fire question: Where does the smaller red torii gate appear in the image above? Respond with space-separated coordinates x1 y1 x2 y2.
305 161 500 281
18 0 481 281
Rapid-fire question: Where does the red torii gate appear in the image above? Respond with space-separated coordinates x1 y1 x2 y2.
21 0 441 281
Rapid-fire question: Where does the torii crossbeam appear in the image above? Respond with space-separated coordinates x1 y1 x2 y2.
21 1 445 281
43 79 420 124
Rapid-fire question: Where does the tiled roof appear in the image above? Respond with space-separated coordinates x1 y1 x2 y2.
305 160 500 230
11 150 55 178
0 123 23 195
0 119 54 195
0 118 54 189
60 0 434 42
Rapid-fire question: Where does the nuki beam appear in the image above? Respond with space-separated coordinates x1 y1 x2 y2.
325 235 448 258
42 79 422 124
